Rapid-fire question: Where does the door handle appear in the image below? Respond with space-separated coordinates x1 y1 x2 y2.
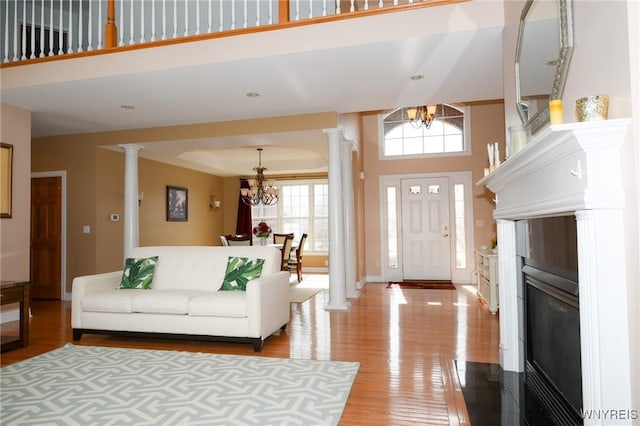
443 233 449 238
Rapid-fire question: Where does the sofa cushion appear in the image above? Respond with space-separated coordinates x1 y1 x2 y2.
119 256 158 289
188 292 248 318
219 257 265 291
128 246 281 291
81 290 146 313
131 290 208 315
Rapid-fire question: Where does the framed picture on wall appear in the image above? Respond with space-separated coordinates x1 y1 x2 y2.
1 143 13 218
166 185 188 222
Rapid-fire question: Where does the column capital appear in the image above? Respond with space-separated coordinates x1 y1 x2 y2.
341 138 358 152
118 144 144 153
322 127 347 140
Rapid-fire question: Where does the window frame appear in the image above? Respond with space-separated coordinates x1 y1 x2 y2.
378 104 472 160
251 178 328 254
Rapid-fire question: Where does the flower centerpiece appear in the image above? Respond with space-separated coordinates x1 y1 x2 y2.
253 221 272 245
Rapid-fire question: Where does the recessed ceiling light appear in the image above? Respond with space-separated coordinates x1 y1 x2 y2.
410 75 424 81
120 105 135 110
246 92 261 98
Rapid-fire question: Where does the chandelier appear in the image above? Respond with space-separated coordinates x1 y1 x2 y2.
240 148 279 206
407 105 438 129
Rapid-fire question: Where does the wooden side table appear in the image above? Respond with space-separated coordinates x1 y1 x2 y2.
1 281 30 352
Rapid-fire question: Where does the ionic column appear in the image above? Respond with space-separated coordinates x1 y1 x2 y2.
342 138 359 299
324 128 350 311
119 144 143 259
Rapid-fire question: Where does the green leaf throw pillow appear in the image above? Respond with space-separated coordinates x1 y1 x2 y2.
119 256 158 289
219 257 265 291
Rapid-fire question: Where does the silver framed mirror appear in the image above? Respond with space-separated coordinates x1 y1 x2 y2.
515 0 574 134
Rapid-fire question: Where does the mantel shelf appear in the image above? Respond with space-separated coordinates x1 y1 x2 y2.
488 117 634 418
476 118 631 219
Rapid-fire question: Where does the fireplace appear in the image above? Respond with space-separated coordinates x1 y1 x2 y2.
518 216 582 425
478 119 634 425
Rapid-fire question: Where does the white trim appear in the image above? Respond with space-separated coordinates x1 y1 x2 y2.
303 267 328 274
479 119 633 423
378 105 472 160
365 275 385 283
379 171 474 284
31 171 68 301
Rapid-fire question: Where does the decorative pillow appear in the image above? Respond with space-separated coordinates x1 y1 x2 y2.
119 256 159 289
219 257 265 291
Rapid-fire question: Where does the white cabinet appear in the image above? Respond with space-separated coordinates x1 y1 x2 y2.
475 251 499 314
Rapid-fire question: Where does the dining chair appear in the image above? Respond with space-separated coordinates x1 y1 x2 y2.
219 235 229 246
225 234 252 246
273 233 294 244
288 233 308 282
280 235 294 272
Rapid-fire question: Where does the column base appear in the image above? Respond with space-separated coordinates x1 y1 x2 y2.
346 290 360 299
324 301 351 311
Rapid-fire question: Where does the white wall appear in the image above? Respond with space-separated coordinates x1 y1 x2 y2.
625 0 640 413
503 0 639 411
0 103 31 281
562 2 632 120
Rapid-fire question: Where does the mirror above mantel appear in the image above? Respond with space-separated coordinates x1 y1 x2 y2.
515 0 574 134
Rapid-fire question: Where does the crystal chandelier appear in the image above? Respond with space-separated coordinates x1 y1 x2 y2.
407 104 438 129
240 148 279 206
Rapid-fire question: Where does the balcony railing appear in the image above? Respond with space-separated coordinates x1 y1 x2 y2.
1 0 445 65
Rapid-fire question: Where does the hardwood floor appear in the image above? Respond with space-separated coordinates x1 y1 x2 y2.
0 281 500 425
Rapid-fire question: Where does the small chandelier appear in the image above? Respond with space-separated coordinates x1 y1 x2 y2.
240 148 279 206
407 105 438 129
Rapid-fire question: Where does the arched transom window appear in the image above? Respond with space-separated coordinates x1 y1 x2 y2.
381 104 468 157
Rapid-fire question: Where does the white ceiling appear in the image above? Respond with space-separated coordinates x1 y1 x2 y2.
0 2 506 177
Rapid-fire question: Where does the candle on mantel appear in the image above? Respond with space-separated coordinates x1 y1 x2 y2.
549 99 563 125
509 125 530 155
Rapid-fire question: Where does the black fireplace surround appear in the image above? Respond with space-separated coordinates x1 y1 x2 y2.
517 216 583 425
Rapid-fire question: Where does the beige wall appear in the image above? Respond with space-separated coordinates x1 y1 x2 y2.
32 139 224 293
30 113 340 292
32 133 98 290
95 149 224 275
0 103 31 281
361 101 505 278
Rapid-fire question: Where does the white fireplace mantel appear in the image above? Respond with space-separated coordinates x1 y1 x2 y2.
478 119 631 219
477 119 633 425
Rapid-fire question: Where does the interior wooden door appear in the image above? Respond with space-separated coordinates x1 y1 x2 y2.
401 177 451 280
30 176 62 300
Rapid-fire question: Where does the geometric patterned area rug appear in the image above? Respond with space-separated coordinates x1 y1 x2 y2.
0 344 359 425
386 280 456 290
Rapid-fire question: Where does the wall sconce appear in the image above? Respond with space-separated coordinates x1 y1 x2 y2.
209 195 221 211
138 192 144 206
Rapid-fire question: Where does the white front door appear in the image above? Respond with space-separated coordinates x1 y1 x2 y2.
401 177 451 280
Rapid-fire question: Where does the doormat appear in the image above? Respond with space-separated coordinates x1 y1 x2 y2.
386 280 456 290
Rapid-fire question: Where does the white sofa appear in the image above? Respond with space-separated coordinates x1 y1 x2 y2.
72 246 290 351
